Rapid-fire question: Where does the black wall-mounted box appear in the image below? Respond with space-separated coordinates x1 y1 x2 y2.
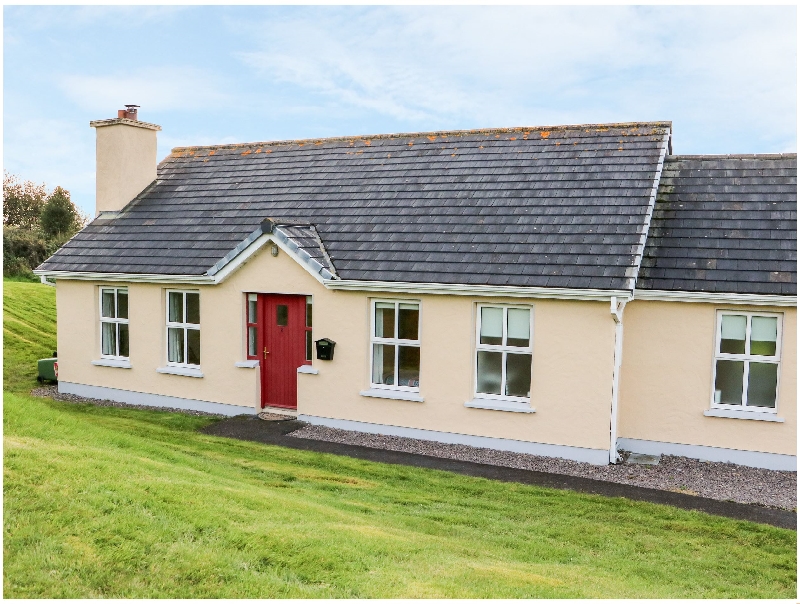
315 338 336 361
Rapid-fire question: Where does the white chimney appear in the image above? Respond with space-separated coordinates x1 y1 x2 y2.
90 106 161 215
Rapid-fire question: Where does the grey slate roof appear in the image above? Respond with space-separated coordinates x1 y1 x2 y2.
637 155 797 296
38 122 671 291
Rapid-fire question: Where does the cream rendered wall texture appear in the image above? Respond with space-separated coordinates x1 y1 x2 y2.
94 123 157 215
618 300 797 456
56 242 618 451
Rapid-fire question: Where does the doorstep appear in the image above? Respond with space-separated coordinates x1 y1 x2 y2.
259 406 298 419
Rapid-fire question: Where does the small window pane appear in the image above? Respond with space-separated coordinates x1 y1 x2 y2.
720 315 746 354
306 330 312 361
398 346 420 388
750 317 778 356
476 350 502 395
505 353 532 397
507 309 530 347
168 327 184 363
480 307 503 346
714 360 744 405
101 321 116 355
306 296 312 328
187 329 201 365
248 326 257 357
101 290 116 318
372 343 396 385
118 323 129 357
398 304 419 341
375 303 395 338
168 292 183 323
747 362 778 408
117 290 128 319
276 304 288 327
186 293 200 325
248 294 257 324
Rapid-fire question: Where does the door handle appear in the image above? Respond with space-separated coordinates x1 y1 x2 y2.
263 348 270 359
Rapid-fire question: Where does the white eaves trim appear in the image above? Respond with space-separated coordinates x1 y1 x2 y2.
33 231 335 287
634 289 797 307
33 269 216 284
328 279 632 301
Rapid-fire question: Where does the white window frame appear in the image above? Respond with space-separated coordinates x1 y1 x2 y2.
165 289 201 368
369 299 421 393
711 310 782 414
99 287 129 360
474 304 534 405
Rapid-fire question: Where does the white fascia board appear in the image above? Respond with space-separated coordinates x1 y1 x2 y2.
327 279 631 301
626 131 671 290
33 230 335 286
32 269 215 284
633 289 797 307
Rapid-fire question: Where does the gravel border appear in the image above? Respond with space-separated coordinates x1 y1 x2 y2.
289 425 797 511
30 385 226 418
30 386 796 511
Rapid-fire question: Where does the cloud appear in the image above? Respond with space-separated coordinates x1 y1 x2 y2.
3 117 97 215
58 67 232 114
231 6 796 149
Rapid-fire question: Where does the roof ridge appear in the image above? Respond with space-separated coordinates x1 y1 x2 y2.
170 121 672 153
667 153 797 160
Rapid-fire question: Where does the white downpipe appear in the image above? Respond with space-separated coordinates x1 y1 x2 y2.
609 296 627 464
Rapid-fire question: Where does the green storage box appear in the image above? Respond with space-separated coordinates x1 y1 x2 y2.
37 352 58 383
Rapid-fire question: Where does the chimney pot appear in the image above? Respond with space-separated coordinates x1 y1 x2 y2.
118 105 139 120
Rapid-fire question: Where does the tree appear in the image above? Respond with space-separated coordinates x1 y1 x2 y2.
3 172 47 230
40 186 84 240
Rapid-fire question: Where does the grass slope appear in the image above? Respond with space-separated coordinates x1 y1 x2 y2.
3 280 57 393
3 281 798 597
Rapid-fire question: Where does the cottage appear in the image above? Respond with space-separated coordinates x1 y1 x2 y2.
35 110 797 470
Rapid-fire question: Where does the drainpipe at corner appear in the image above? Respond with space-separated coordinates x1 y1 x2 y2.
609 296 627 464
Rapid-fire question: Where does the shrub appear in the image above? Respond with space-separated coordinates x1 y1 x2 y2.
3 227 57 279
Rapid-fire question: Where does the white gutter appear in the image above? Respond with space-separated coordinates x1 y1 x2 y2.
32 269 216 284
633 289 796 307
609 295 628 464
327 279 630 301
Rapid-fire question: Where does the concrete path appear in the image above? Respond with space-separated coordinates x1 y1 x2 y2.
201 416 796 530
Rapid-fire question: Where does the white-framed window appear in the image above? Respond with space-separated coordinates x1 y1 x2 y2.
370 299 420 391
166 290 200 367
100 287 129 359
712 311 782 413
475 305 532 403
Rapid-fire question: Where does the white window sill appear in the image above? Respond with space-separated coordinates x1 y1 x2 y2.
235 360 259 368
156 366 204 378
91 358 131 369
297 365 319 375
360 388 423 403
464 399 535 413
704 409 783 422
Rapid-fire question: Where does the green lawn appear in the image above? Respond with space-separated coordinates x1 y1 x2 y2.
3 280 798 598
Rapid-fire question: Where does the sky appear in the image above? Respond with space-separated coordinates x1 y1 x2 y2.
3 5 797 217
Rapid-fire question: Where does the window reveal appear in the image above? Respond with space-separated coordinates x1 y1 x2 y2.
246 293 258 358
100 287 129 358
166 290 200 366
713 312 781 411
371 301 420 389
476 306 532 400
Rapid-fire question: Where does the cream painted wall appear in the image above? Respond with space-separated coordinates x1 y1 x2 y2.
56 243 617 451
94 122 158 215
618 300 796 456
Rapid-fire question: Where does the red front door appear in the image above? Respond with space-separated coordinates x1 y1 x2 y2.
260 294 308 409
